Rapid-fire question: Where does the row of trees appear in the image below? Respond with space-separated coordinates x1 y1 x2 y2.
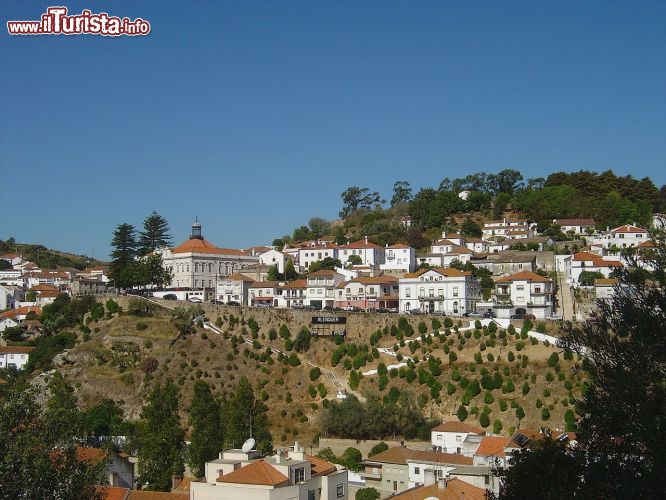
110 211 173 288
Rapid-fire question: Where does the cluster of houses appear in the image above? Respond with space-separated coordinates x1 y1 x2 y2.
360 421 576 498
153 218 657 320
0 252 111 336
80 423 573 500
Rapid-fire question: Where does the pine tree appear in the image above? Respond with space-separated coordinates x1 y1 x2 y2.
110 223 137 285
137 380 184 491
187 381 223 478
225 377 273 454
138 211 172 255
284 259 298 281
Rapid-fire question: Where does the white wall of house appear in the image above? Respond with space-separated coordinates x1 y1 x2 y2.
259 250 287 274
298 247 338 271
399 270 480 315
380 246 415 274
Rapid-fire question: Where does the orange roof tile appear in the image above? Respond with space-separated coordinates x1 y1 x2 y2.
403 268 471 279
224 273 255 282
282 279 307 289
553 218 595 226
431 421 485 434
96 486 130 500
305 454 337 476
408 450 473 466
474 436 511 457
611 224 646 234
0 346 34 354
387 243 412 249
594 278 618 286
249 281 279 289
76 447 108 465
127 491 187 499
308 270 338 277
172 238 245 256
365 446 418 465
217 459 289 486
342 239 384 250
392 478 486 500
29 284 59 292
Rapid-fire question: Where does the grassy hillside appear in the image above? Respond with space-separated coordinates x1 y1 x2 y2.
53 298 583 447
0 239 105 270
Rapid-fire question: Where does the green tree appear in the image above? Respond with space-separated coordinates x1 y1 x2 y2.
356 488 381 500
0 389 107 500
284 259 298 281
391 181 413 207
460 218 482 238
308 257 343 273
578 270 605 286
44 372 81 443
188 381 223 478
110 223 138 286
267 265 283 281
225 377 273 454
138 211 172 255
137 380 185 491
368 442 389 457
293 327 311 353
82 398 124 437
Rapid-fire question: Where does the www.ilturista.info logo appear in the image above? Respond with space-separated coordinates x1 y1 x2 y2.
7 6 151 36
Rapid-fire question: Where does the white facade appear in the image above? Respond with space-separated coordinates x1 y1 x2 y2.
298 246 339 272
398 268 480 315
482 218 533 239
0 269 24 287
592 224 649 250
249 282 283 307
259 249 287 274
160 222 258 290
379 244 416 275
192 443 348 500
553 218 595 235
282 280 307 308
337 238 386 269
493 271 555 319
216 274 254 305
0 346 32 370
0 285 24 310
431 422 485 455
569 252 622 286
305 271 345 309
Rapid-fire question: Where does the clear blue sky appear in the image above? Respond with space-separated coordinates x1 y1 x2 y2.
2 1 664 259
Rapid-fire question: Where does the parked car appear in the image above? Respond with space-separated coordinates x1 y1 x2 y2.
163 294 177 300
482 311 496 318
188 297 202 303
468 311 484 318
410 309 425 315
510 313 525 320
227 301 241 306
291 304 305 309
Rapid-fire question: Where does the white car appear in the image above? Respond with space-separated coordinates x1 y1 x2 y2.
188 297 202 303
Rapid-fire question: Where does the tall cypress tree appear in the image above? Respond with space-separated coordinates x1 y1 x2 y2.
224 377 273 454
139 211 173 255
187 381 223 478
110 223 137 285
137 380 184 491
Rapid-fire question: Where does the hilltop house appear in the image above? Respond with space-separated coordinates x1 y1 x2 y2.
553 218 596 235
334 275 399 311
216 274 254 305
338 238 386 269
305 270 345 309
592 224 649 250
0 346 34 370
379 244 416 275
431 422 486 455
569 252 623 286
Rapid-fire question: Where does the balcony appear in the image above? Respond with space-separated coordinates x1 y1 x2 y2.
418 295 446 301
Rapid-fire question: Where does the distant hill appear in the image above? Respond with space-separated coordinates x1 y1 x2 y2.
0 239 106 270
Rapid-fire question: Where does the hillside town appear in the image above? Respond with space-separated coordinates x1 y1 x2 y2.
2 214 659 344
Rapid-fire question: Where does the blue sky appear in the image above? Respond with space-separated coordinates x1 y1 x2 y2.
1 1 665 258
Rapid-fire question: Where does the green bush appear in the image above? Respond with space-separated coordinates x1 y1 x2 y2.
457 405 468 422
541 408 550 420
479 412 490 428
310 367 321 381
493 419 503 434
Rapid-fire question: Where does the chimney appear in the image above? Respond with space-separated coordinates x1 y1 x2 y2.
171 474 182 490
424 469 437 486
275 448 283 463
364 235 368 244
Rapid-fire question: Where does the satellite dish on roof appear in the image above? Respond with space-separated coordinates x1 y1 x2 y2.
242 438 255 453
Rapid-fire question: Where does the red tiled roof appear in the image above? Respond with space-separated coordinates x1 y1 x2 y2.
96 486 130 500
76 447 108 464
388 243 412 249
553 218 595 226
431 421 485 434
249 281 279 289
305 454 337 476
392 479 486 500
0 306 42 321
611 224 646 234
342 239 383 250
29 284 59 292
127 491 187 499
172 238 245 256
308 270 338 277
366 446 417 465
408 450 473 466
224 273 254 282
282 279 307 289
217 459 289 486
403 268 471 279
474 436 511 457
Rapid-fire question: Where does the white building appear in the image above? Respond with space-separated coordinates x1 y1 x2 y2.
0 306 41 333
0 253 24 267
281 279 307 308
305 270 345 309
379 244 416 275
298 246 339 272
160 221 258 290
593 224 649 250
191 442 348 500
216 273 255 305
398 268 480 315
569 252 623 286
248 281 283 307
482 218 533 240
553 218 596 235
337 238 386 269
493 271 555 319
0 269 25 287
259 249 287 274
0 346 33 370
334 275 399 311
431 422 486 455
406 451 474 488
